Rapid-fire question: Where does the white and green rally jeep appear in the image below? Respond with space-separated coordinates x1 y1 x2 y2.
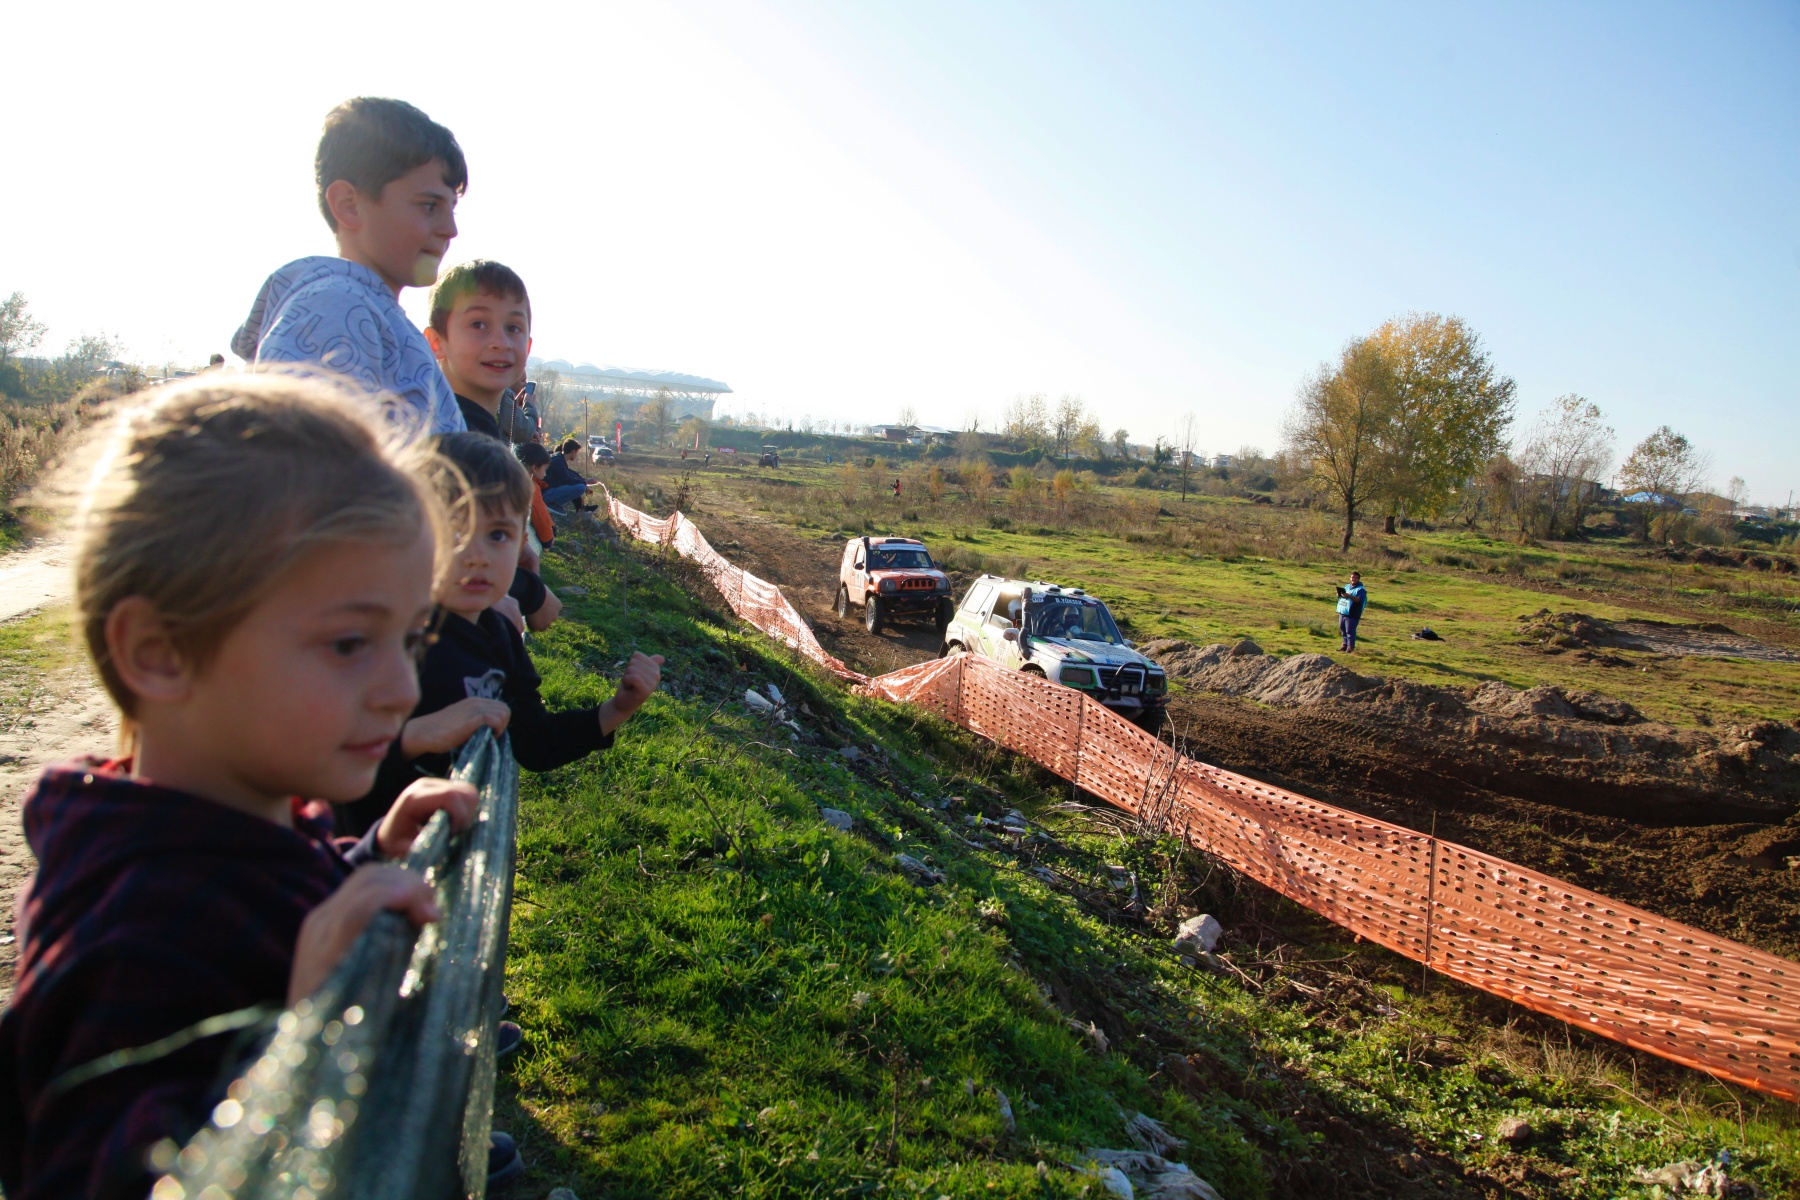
940 575 1168 732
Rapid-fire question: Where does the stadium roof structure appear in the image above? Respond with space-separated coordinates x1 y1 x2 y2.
530 358 732 395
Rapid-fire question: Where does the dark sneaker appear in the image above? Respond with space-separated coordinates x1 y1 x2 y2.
497 1019 523 1060
488 1130 525 1187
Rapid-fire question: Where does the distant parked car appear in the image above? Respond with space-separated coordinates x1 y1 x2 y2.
941 575 1168 732
835 536 954 636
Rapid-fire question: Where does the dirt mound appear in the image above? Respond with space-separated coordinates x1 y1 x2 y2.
1513 609 1800 665
1652 546 1798 573
1140 639 1375 707
1142 638 1800 816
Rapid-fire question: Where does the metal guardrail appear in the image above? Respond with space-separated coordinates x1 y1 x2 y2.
157 730 519 1200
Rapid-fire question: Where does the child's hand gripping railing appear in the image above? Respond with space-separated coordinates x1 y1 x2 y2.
154 729 519 1200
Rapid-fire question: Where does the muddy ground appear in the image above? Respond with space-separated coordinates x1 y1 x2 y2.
671 501 1800 962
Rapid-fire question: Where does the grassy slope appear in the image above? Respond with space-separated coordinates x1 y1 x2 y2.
690 461 1800 727
491 527 1800 1199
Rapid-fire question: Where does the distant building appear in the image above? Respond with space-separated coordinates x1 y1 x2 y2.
869 424 959 445
1212 454 1232 470
529 357 731 421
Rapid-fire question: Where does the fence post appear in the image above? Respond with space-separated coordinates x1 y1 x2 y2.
1421 810 1438 994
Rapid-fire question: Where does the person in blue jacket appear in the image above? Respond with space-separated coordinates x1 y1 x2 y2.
1336 571 1367 652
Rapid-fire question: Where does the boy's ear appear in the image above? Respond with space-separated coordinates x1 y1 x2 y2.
324 180 368 233
424 326 446 359
105 596 194 705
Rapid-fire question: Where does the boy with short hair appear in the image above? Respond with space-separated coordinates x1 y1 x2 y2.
423 260 531 441
424 260 562 630
231 97 468 437
515 443 560 545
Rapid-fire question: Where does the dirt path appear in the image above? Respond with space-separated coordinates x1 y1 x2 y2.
0 535 73 623
0 537 111 999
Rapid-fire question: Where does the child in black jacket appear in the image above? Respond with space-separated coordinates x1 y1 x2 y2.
338 432 661 834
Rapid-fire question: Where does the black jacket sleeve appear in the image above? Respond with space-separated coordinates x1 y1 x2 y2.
499 622 613 772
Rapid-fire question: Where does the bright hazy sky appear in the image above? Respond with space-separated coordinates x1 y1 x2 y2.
6 2 1797 502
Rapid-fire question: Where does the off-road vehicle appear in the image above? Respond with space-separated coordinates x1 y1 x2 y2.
835 536 955 636
758 445 781 467
940 575 1168 732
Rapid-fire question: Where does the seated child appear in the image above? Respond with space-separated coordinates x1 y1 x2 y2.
515 443 559 548
232 97 468 437
337 432 662 836
0 374 493 1199
422 260 560 632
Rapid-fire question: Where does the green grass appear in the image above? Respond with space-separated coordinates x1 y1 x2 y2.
0 605 84 735
489 527 1800 1198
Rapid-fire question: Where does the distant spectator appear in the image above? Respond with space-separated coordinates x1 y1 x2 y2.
544 439 593 511
1336 572 1367 653
515 443 559 543
205 353 225 371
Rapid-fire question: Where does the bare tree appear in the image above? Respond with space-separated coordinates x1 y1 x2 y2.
1283 338 1397 550
1366 313 1516 532
1517 394 1614 539
1618 425 1710 542
897 404 918 428
1051 394 1085 460
1176 411 1199 501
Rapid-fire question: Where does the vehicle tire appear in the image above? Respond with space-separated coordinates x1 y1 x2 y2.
1022 664 1046 678
1135 708 1167 736
865 596 885 634
940 640 963 658
835 586 850 619
934 597 954 639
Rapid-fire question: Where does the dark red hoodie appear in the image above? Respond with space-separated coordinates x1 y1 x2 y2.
0 760 376 1200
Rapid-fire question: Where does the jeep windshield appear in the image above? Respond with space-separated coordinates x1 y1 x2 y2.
1024 596 1124 644
869 548 932 569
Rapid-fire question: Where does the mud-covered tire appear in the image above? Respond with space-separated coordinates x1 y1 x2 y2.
835 586 850 619
934 597 954 639
940 640 964 659
1021 664 1046 678
1135 708 1167 736
865 596 885 634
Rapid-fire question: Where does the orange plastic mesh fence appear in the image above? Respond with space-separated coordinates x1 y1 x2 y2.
607 496 1800 1101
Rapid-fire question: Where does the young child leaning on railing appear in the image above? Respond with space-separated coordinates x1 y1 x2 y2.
334 431 662 838
0 373 515 1199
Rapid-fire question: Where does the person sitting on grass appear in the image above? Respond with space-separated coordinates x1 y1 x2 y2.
232 97 468 438
423 258 561 631
0 373 528 1200
336 432 663 837
545 438 596 511
517 441 587 518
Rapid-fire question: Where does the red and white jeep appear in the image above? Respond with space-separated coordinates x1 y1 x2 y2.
834 536 955 636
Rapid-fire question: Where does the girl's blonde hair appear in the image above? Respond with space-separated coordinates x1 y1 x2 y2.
76 371 440 715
